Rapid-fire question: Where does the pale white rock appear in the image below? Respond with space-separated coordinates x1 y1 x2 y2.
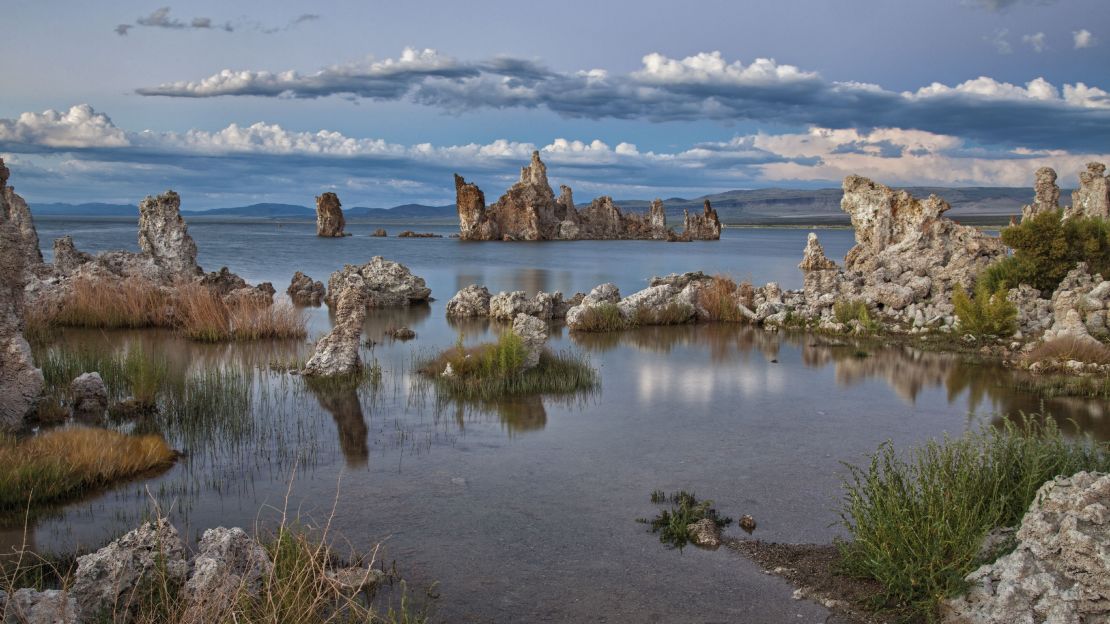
446 284 492 317
304 276 369 377
69 373 108 420
183 527 273 618
324 257 431 309
512 313 548 369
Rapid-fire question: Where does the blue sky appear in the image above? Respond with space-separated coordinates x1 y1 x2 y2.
1 0 1108 208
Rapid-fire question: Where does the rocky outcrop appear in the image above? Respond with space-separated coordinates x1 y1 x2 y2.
454 151 720 241
1040 263 1110 342
512 313 547 369
53 236 93 275
397 230 442 238
370 228 387 237
490 291 557 321
1 159 43 271
445 284 491 317
73 518 188 623
0 160 44 430
1021 166 1061 221
184 527 272 618
0 588 77 623
565 274 713 330
287 271 326 306
315 192 346 237
70 373 108 420
304 276 369 377
1068 162 1110 220
944 471 1110 623
137 191 199 278
324 257 431 309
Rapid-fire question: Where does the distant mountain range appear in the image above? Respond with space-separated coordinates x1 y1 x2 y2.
30 186 1040 225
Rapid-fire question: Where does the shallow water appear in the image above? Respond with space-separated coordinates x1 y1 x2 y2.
19 218 1110 622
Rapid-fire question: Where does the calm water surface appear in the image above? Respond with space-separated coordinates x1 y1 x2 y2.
17 217 1110 623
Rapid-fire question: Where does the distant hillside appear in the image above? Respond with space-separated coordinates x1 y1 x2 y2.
28 186 1040 225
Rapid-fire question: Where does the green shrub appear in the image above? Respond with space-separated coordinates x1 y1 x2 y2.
838 416 1110 620
833 299 879 332
642 491 732 549
982 210 1110 293
572 303 626 332
952 283 1017 338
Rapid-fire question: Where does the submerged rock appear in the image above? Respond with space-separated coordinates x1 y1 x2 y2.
287 271 326 306
944 471 1110 623
512 313 548 369
687 518 722 548
454 151 719 241
0 159 44 430
73 519 188 623
446 284 492 317
324 257 431 309
316 192 346 237
70 372 108 420
388 326 416 340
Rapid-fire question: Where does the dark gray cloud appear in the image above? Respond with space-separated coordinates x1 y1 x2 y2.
135 49 1110 152
117 7 317 36
970 0 1059 11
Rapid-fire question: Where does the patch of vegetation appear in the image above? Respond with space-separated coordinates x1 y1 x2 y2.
418 333 598 401
952 283 1017 339
0 427 177 511
696 275 752 322
640 490 733 549
572 303 627 332
39 344 168 406
177 282 307 342
832 299 880 333
632 302 694 326
43 277 174 330
1024 335 1110 366
837 415 1110 620
981 210 1110 293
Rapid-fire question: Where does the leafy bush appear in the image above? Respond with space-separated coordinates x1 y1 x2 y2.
982 210 1110 293
572 303 627 332
838 416 1110 620
952 283 1017 338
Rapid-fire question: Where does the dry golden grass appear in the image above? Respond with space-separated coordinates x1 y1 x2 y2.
697 275 750 323
43 276 173 330
171 282 308 342
0 427 176 510
1025 336 1110 366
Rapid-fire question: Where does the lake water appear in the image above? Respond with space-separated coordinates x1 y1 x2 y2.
16 217 1109 623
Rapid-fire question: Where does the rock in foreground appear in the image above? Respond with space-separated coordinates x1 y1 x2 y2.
287 271 326 306
943 471 1110 624
304 276 369 377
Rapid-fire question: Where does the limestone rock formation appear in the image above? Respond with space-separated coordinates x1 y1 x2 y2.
184 527 273 618
1040 263 1110 342
564 283 621 329
73 519 188 623
287 271 326 306
1068 162 1110 220
324 257 431 309
687 518 722 548
70 373 108 420
1 159 43 271
454 151 720 241
490 290 556 321
304 276 369 377
446 284 491 317
944 471 1110 623
0 588 77 623
0 161 44 430
565 274 714 330
315 192 346 237
53 235 93 276
137 191 200 279
1021 166 1061 221
371 228 387 237
512 313 548 369
798 233 837 272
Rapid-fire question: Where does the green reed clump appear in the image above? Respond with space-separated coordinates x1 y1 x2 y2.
572 303 627 332
38 345 168 406
833 299 879 332
641 490 732 549
419 334 598 401
837 415 1110 620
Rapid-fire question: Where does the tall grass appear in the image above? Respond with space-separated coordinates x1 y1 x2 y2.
632 302 694 326
46 277 174 329
572 303 626 332
39 344 168 406
0 427 177 511
833 299 878 332
177 282 306 342
418 334 598 400
697 275 750 322
837 416 1110 620
1024 335 1110 365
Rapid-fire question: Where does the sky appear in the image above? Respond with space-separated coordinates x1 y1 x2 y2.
1 0 1109 209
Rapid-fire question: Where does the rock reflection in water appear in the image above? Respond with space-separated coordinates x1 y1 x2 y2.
443 395 549 435
307 385 369 467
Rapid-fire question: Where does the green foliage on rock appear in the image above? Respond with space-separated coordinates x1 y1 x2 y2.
982 210 1110 293
952 283 1018 338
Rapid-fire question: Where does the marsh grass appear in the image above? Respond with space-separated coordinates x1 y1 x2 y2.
571 303 626 332
45 277 174 330
697 275 751 322
837 415 1110 620
0 427 176 511
1025 335 1110 365
952 283 1018 339
177 283 307 342
39 344 168 406
639 491 732 549
418 334 598 400
632 302 693 326
833 299 879 332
